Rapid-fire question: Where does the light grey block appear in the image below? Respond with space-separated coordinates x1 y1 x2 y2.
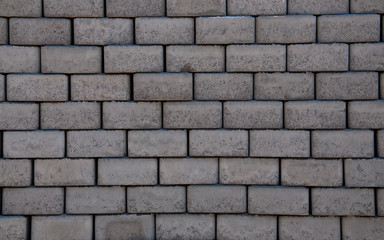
227 0 286 15
345 159 384 187
0 103 39 130
348 101 384 129
342 217 384 240
0 18 8 44
256 15 316 44
0 217 27 240
288 0 349 14
351 0 384 13
127 186 186 213
66 187 125 214
0 46 40 73
10 18 71 45
0 0 41 17
167 0 225 16
107 0 165 17
350 43 384 71
44 0 104 17
187 186 246 213
227 45 286 72
0 159 32 187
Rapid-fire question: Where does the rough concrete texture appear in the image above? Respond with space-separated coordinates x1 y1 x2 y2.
34 159 95 186
379 130 384 157
351 0 384 13
379 189 384 216
279 216 341 240
227 45 286 72
0 103 39 130
316 72 379 100
134 73 192 101
254 73 314 100
7 74 68 102
250 130 310 157
44 0 104 17
107 0 165 17
0 75 4 101
98 158 157 185
2 188 64 215
220 158 279 185
128 130 187 157
167 0 226 16
248 187 309 215
156 214 215 240
187 186 246 213
95 215 155 240
32 216 92 240
164 101 222 129
0 18 8 44
281 159 343 187
127 186 186 213
196 17 255 44
227 0 286 15
0 217 27 240
348 101 384 129
0 0 41 17
0 160 31 187
41 46 102 74
160 158 218 185
288 0 349 14
167 45 225 72
342 217 384 240
256 15 316 44
66 187 125 214
10 18 71 45
345 158 384 187
312 188 375 216
74 18 134 45
0 46 40 73
350 43 384 71
195 73 253 100
136 18 194 45
189 130 248 157
217 215 277 240
71 74 130 101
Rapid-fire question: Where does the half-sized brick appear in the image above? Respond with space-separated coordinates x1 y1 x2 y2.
0 0 41 17
349 101 384 129
0 217 27 240
285 101 346 129
311 130 374 158
342 217 384 240
167 0 226 16
0 159 31 187
281 159 343 187
7 74 68 102
107 0 165 17
127 186 186 213
224 101 283 129
10 18 71 45
350 43 384 71
98 158 157 185
103 102 161 129
105 46 163 73
316 72 378 100
67 130 126 158
160 158 218 185
250 130 310 157
255 73 314 100
351 0 384 13
32 216 92 240
44 0 104 17
312 188 375 216
95 215 154 240
128 130 187 157
156 214 215 240
66 187 125 214
3 131 65 158
35 159 95 186
0 18 8 44
71 74 130 101
41 46 102 74
134 73 192 101
288 0 349 14
345 159 384 187
318 14 380 43
217 215 277 240
288 44 348 72
188 186 246 213
279 216 340 240
256 15 316 44
163 102 222 129
2 188 64 215
196 17 255 44
167 45 225 72
0 103 38 130
248 187 309 215
195 73 253 101
136 18 194 45
227 45 286 72
227 0 286 15
189 130 248 157
74 18 133 45
0 46 39 73
41 102 101 130
220 158 279 185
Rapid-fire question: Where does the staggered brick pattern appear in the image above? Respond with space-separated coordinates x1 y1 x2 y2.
0 0 384 239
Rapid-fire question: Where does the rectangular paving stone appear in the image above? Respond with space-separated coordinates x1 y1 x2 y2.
107 0 165 17
167 0 226 16
350 43 384 71
288 0 349 14
0 103 39 130
0 46 40 73
342 217 384 240
351 0 384 13
345 159 384 187
379 130 384 158
0 217 27 240
348 101 384 129
0 18 8 44
44 0 104 17
0 0 41 17
0 159 32 187
228 0 286 15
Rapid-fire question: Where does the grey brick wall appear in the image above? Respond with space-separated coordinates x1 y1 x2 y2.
0 0 383 239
